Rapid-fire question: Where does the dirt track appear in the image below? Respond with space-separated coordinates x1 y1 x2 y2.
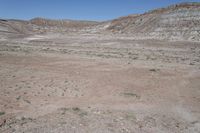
0 34 200 132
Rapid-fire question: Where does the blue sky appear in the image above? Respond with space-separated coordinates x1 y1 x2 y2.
0 0 199 21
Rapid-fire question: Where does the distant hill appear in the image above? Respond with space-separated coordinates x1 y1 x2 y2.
30 17 98 28
0 2 200 41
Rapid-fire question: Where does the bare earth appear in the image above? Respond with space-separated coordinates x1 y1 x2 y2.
0 33 200 133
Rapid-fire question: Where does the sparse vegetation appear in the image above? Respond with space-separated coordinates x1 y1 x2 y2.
123 92 140 98
125 112 136 121
24 99 31 104
21 116 26 121
16 96 21 100
71 107 88 117
72 107 80 112
60 107 70 115
0 112 5 116
149 69 160 72
79 111 88 117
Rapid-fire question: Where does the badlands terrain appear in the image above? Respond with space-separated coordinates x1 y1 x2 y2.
0 2 200 133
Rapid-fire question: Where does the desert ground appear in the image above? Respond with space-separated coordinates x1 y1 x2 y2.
0 32 200 133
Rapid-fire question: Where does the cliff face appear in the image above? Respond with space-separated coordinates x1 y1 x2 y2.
106 3 200 41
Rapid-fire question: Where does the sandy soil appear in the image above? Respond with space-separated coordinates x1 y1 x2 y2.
0 34 200 133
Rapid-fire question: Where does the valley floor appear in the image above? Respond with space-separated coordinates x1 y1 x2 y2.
0 34 200 133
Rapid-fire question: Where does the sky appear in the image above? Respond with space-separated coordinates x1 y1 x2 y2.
0 0 199 21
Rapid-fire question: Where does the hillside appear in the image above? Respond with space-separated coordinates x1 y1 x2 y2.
0 19 33 35
30 18 98 27
106 2 200 41
0 2 200 41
